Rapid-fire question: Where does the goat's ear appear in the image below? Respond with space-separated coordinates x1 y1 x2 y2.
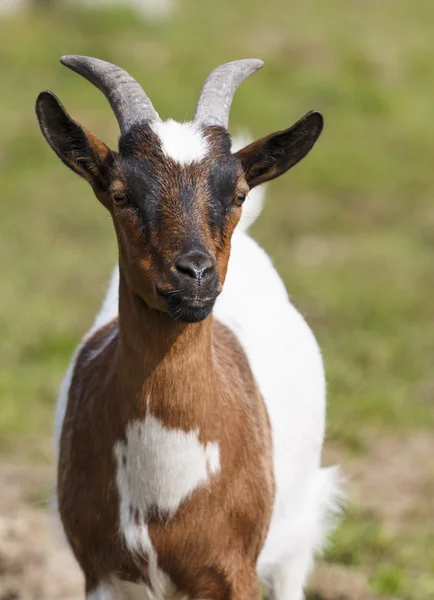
234 111 323 189
36 91 114 190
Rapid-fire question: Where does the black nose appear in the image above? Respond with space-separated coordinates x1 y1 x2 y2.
174 250 215 281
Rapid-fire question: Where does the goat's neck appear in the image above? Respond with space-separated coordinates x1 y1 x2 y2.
116 271 214 392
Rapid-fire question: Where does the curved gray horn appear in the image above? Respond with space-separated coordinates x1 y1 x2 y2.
194 59 264 128
60 55 161 134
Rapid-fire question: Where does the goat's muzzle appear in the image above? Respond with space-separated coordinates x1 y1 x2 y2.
157 249 219 323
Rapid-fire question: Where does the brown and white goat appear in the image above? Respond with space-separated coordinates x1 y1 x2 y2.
37 56 340 600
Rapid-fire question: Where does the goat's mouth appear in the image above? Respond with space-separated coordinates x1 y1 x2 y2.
156 287 218 323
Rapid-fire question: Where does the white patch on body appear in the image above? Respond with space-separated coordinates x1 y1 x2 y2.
86 582 113 600
86 325 118 362
151 119 209 166
113 412 220 597
87 576 186 600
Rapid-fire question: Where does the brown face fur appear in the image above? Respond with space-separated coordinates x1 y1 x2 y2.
97 124 249 323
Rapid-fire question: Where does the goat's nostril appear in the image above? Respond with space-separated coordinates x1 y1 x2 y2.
174 251 215 281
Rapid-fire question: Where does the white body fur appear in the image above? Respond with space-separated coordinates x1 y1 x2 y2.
112 413 220 600
55 132 341 600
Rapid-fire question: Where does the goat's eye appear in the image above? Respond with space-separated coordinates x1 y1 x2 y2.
112 192 129 207
234 192 246 206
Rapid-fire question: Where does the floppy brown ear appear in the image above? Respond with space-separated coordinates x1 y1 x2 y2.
36 91 114 191
235 111 323 189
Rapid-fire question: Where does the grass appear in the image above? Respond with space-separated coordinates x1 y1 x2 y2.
1 0 434 597
323 503 434 599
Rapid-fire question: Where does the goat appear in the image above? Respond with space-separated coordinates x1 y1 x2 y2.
36 56 341 600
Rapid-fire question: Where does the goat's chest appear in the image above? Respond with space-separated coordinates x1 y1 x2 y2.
59 365 274 598
114 412 221 538
61 409 225 596
111 412 224 596
108 407 273 595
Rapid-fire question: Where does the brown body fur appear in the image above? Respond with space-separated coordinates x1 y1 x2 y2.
58 274 275 599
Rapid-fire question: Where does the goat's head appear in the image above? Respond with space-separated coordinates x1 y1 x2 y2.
36 56 323 323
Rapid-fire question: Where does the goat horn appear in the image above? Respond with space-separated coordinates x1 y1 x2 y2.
60 55 161 134
193 59 264 128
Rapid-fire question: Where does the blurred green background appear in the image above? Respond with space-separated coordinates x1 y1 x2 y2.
1 1 434 599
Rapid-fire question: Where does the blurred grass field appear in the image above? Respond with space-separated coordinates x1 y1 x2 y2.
0 1 434 598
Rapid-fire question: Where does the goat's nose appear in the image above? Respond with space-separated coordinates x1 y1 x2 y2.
174 250 215 281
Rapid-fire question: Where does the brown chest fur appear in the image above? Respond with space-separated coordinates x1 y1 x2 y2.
58 317 274 598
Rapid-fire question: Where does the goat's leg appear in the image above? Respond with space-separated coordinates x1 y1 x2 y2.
269 547 313 600
230 568 262 600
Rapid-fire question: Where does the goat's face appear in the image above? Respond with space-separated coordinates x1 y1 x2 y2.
104 122 249 322
36 57 323 322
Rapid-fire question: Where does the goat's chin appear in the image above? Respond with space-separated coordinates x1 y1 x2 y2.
166 301 215 323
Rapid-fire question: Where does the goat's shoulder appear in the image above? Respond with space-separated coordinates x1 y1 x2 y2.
61 317 119 441
212 317 257 396
74 317 119 386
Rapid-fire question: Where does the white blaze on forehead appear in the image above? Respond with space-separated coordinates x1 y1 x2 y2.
151 119 210 166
